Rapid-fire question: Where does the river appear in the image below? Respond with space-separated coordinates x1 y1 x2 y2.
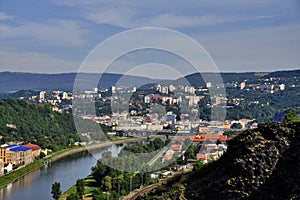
0 143 125 200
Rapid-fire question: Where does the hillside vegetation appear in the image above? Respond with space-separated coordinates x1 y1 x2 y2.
0 99 103 150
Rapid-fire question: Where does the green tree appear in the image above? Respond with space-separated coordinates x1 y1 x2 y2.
231 123 242 129
51 182 62 200
102 176 112 192
39 151 46 159
192 160 204 171
66 193 79 200
283 110 300 122
76 179 85 199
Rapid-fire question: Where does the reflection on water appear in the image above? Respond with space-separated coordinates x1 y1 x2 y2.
0 144 124 200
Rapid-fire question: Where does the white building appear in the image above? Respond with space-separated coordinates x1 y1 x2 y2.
39 91 46 101
279 84 285 91
206 82 212 88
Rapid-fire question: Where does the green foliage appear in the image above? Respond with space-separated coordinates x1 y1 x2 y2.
102 176 112 191
66 193 79 200
76 179 85 199
92 190 107 200
231 123 242 129
90 139 167 196
39 151 46 159
224 130 241 138
192 159 204 171
283 110 300 122
0 99 107 149
51 182 62 200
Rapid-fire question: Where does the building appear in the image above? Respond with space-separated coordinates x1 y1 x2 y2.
190 134 227 143
62 92 68 100
240 82 246 89
144 95 151 103
23 143 41 159
39 91 46 101
0 158 3 175
279 84 285 91
206 82 212 88
0 144 33 165
169 84 176 92
170 144 182 152
4 163 13 173
164 111 176 127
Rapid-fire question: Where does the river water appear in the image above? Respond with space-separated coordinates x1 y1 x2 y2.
0 144 125 200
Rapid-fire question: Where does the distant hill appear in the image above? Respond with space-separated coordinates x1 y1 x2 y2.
138 121 300 199
0 72 156 93
0 70 299 93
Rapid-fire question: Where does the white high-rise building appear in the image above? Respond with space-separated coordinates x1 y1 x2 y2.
240 82 246 89
39 91 46 101
62 92 68 100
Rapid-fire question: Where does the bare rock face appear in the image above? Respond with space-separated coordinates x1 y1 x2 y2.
140 122 300 200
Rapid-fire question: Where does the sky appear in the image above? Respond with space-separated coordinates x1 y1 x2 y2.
0 0 300 79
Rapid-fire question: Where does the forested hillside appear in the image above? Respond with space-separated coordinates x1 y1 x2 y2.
0 99 103 150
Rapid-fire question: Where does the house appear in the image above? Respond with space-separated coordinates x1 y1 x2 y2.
150 172 159 179
23 143 41 159
190 134 227 143
170 144 182 152
163 154 173 161
4 163 13 173
196 153 208 164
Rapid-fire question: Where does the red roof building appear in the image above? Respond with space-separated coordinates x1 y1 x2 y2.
22 143 41 158
190 134 227 142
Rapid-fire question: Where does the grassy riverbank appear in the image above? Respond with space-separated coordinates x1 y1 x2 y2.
0 160 43 188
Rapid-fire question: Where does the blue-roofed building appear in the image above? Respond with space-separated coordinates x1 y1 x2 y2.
9 146 31 152
4 144 18 149
0 144 33 165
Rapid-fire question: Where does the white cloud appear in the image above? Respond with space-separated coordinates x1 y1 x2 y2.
0 12 13 20
53 0 283 29
0 20 88 47
0 51 79 73
85 10 276 29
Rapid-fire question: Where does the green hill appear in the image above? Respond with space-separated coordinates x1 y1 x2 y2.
0 99 103 150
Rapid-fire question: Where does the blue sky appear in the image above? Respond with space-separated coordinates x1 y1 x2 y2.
0 0 299 77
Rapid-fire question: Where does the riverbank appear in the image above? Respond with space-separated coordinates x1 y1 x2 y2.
0 136 163 189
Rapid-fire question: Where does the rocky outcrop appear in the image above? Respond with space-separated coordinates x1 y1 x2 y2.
140 122 300 200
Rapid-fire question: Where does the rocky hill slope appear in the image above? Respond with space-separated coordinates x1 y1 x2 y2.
139 122 300 199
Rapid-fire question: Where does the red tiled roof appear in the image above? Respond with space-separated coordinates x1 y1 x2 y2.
190 134 227 142
23 143 41 151
170 145 182 151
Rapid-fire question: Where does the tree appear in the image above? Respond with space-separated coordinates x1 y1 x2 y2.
51 182 62 200
66 193 79 200
192 160 204 171
102 176 112 191
231 123 242 129
39 151 46 159
76 179 85 199
283 110 300 122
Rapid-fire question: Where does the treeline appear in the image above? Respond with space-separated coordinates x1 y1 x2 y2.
0 99 106 150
